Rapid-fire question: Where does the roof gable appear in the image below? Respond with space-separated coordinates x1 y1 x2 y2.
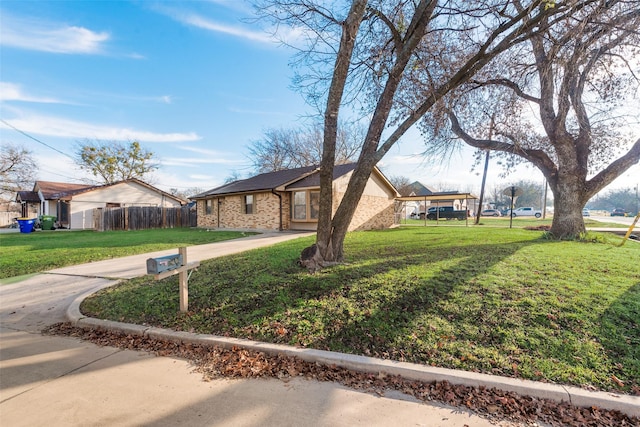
407 181 437 197
35 181 96 199
33 179 185 204
284 163 356 190
193 165 318 198
193 162 399 198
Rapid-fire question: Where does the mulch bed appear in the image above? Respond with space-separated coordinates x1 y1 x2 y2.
44 323 638 427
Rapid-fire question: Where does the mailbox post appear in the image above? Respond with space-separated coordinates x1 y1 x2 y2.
178 247 189 312
147 247 199 313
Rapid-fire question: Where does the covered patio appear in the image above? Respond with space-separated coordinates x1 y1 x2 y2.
395 193 479 226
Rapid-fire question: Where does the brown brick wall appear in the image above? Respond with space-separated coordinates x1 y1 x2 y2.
333 191 396 231
197 192 291 231
196 185 394 231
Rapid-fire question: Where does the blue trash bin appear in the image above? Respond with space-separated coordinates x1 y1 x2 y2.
16 218 36 233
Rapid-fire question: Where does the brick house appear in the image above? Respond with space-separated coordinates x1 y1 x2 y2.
191 163 399 231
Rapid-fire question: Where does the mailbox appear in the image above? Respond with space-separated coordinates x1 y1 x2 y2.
146 254 183 275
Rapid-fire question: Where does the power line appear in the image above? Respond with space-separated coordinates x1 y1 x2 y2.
0 119 74 160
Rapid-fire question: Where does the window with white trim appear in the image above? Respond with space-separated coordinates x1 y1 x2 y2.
292 190 320 221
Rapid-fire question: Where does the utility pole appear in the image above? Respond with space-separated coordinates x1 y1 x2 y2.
475 113 495 225
542 181 548 219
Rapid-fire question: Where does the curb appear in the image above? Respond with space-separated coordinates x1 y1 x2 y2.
66 288 640 418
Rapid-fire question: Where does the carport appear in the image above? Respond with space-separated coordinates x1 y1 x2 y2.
395 193 479 226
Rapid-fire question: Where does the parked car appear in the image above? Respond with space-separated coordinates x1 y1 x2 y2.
481 209 501 217
509 207 542 218
422 206 468 220
410 207 438 219
611 208 628 217
582 208 590 217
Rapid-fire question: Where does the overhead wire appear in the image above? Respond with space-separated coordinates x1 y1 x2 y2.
1 118 203 192
0 118 75 160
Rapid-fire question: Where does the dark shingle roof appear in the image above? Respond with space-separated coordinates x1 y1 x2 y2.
192 163 359 198
286 163 356 189
16 191 40 202
407 181 437 197
35 181 96 199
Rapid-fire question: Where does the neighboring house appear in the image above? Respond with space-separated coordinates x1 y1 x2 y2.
16 179 185 230
192 163 399 232
405 181 438 197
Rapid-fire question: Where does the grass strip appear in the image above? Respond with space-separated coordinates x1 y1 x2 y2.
0 228 253 279
80 227 640 394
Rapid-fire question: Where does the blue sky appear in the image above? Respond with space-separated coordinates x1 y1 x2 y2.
1 0 637 196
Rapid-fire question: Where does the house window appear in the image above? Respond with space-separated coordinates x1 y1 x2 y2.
205 199 213 215
292 190 320 221
244 194 254 214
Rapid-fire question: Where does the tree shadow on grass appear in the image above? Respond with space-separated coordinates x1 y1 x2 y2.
301 242 532 360
184 233 538 354
598 282 640 393
80 228 640 391
82 229 550 371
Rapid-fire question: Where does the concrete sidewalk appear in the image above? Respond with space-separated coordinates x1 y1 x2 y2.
3 328 511 427
1 231 638 426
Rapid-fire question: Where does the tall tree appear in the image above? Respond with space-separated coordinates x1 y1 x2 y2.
257 0 581 262
75 140 158 184
248 122 362 173
509 180 545 208
440 1 640 238
0 143 37 204
388 175 413 197
589 187 639 214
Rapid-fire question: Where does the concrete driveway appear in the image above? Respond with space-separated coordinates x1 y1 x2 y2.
0 231 516 427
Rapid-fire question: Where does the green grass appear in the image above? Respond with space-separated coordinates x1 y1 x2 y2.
80 227 640 393
400 216 630 228
0 228 254 280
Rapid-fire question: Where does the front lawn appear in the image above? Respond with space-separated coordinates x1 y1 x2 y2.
399 216 630 228
0 228 253 280
80 227 640 393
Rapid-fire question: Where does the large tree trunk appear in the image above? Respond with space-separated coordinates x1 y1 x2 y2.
317 0 438 263
315 0 368 262
327 159 377 261
548 173 587 238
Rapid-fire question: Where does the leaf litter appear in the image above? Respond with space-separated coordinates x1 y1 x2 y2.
44 323 639 427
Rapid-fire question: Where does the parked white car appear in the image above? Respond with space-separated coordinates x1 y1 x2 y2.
509 207 542 218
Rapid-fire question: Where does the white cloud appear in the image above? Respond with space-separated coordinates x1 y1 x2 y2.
1 113 201 143
0 13 110 54
188 174 216 180
0 82 63 104
33 152 85 183
162 156 244 167
147 3 289 45
165 146 246 167
179 146 229 156
176 13 274 43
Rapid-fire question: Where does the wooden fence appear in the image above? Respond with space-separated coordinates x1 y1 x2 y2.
0 211 21 227
94 206 197 231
